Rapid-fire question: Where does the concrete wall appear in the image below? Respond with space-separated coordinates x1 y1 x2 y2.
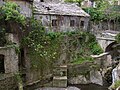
34 15 89 32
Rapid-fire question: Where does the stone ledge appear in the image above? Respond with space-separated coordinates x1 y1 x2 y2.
53 76 67 80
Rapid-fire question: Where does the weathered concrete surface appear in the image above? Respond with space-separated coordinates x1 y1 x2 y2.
90 70 103 85
53 76 67 87
0 33 19 74
36 87 80 90
69 75 90 84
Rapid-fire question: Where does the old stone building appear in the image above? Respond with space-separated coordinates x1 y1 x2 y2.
34 1 90 32
0 0 90 89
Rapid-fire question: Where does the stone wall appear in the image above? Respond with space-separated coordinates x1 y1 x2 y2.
34 0 64 3
68 53 112 86
0 47 18 74
89 21 120 32
34 15 89 32
0 75 17 90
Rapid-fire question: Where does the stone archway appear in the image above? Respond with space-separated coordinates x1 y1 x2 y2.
97 37 115 51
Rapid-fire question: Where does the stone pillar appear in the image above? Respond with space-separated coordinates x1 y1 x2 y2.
53 65 67 87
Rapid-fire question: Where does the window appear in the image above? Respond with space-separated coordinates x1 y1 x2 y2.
52 19 57 26
0 55 5 73
70 20 75 27
81 21 84 27
41 0 44 2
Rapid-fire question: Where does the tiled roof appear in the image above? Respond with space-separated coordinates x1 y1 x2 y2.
34 2 90 17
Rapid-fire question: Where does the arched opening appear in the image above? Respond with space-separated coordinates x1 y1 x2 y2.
0 54 5 73
105 41 119 62
105 42 117 52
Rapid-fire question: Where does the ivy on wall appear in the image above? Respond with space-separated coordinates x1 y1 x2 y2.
0 2 25 25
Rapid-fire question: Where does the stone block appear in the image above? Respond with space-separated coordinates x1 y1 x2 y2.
53 76 67 87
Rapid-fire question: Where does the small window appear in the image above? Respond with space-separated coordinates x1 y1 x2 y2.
41 0 44 2
70 20 75 27
52 19 57 26
81 21 84 27
0 55 5 73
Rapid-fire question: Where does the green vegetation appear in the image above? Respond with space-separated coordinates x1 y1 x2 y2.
115 33 120 43
0 2 26 46
111 80 120 89
70 32 103 64
0 2 104 82
15 73 23 90
84 0 120 22
0 2 25 25
71 56 94 64
0 28 6 46
0 2 103 68
22 18 62 78
23 23 103 66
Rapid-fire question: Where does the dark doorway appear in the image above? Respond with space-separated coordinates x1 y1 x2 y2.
41 0 44 2
0 55 5 73
70 20 75 27
52 19 58 26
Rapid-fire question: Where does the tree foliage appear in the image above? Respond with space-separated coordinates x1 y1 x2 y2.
84 0 120 22
0 2 25 25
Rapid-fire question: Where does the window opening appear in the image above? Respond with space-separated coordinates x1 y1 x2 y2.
52 19 57 26
41 0 44 2
81 21 84 27
70 20 75 27
0 55 5 73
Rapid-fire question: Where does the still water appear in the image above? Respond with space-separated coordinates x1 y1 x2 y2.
70 84 109 90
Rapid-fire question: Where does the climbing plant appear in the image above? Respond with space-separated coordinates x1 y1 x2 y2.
22 18 62 78
64 31 102 63
0 2 26 25
0 28 6 46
